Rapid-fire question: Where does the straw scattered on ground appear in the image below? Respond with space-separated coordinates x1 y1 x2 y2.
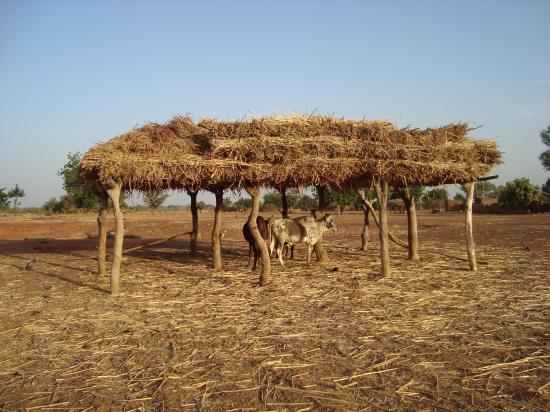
0 212 548 411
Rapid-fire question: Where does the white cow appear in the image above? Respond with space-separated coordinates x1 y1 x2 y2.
269 214 337 267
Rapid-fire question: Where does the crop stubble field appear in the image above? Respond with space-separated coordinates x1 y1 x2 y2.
0 211 548 411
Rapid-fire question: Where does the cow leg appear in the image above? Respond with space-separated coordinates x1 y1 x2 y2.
277 242 286 267
290 244 295 260
247 246 253 268
252 247 259 270
269 236 275 257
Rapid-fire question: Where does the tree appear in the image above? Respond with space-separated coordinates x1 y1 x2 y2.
475 181 498 198
453 192 465 201
327 189 357 215
409 186 425 201
498 178 541 208
8 184 25 211
296 193 317 211
234 197 252 211
223 197 234 211
58 152 101 210
423 187 449 201
143 190 169 210
0 188 9 209
539 126 550 172
263 191 281 208
42 197 59 213
542 178 550 199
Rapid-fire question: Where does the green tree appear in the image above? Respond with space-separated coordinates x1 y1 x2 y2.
296 194 317 211
498 178 541 208
58 152 101 210
263 191 281 208
42 197 59 213
327 189 357 214
423 187 449 201
539 126 550 171
143 190 169 210
8 184 25 211
223 197 234 211
0 188 9 209
409 186 425 201
475 181 498 198
453 192 465 201
541 178 550 199
234 197 252 211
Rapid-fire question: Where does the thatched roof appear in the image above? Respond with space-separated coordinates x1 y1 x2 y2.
80 116 245 191
80 114 502 192
201 116 501 188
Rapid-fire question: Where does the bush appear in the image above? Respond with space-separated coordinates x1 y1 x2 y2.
498 178 541 208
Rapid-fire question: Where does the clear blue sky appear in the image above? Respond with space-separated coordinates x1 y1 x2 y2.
1 0 549 206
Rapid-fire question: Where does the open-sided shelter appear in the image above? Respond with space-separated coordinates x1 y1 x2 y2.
80 114 501 295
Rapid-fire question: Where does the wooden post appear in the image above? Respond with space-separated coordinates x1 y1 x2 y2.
313 186 329 263
211 189 223 269
464 182 477 271
245 186 271 286
281 187 289 219
105 181 123 295
360 201 370 251
375 181 390 277
97 192 109 275
400 188 420 260
187 189 199 254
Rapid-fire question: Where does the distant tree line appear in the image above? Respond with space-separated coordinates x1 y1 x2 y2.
0 184 26 212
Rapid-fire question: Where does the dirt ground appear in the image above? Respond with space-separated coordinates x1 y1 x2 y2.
0 211 548 411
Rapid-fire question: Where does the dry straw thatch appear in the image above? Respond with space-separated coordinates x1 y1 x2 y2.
80 114 502 191
80 116 247 191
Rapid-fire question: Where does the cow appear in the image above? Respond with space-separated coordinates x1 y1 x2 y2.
242 216 271 270
269 214 337 267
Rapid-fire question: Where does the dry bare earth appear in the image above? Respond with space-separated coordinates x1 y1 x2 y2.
0 211 548 411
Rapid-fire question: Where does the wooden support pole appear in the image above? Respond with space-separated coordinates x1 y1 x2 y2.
105 181 123 295
211 189 223 269
355 188 408 249
280 187 289 219
375 181 390 277
187 189 199 254
399 188 420 260
313 186 329 263
97 192 109 275
245 185 271 286
464 182 478 271
360 202 370 251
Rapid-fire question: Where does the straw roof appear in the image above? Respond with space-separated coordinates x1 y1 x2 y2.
80 116 247 191
80 114 502 192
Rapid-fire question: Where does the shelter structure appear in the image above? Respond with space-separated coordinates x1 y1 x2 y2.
80 114 501 295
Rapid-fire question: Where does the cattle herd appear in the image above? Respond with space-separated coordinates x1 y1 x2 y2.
242 212 337 268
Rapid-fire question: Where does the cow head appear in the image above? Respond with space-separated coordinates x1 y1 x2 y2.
323 214 337 231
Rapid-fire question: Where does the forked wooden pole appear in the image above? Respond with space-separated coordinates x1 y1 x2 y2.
464 182 477 271
187 189 199 254
105 181 123 295
355 188 408 249
97 192 109 276
245 185 271 286
211 189 223 269
375 181 390 277
360 203 370 251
